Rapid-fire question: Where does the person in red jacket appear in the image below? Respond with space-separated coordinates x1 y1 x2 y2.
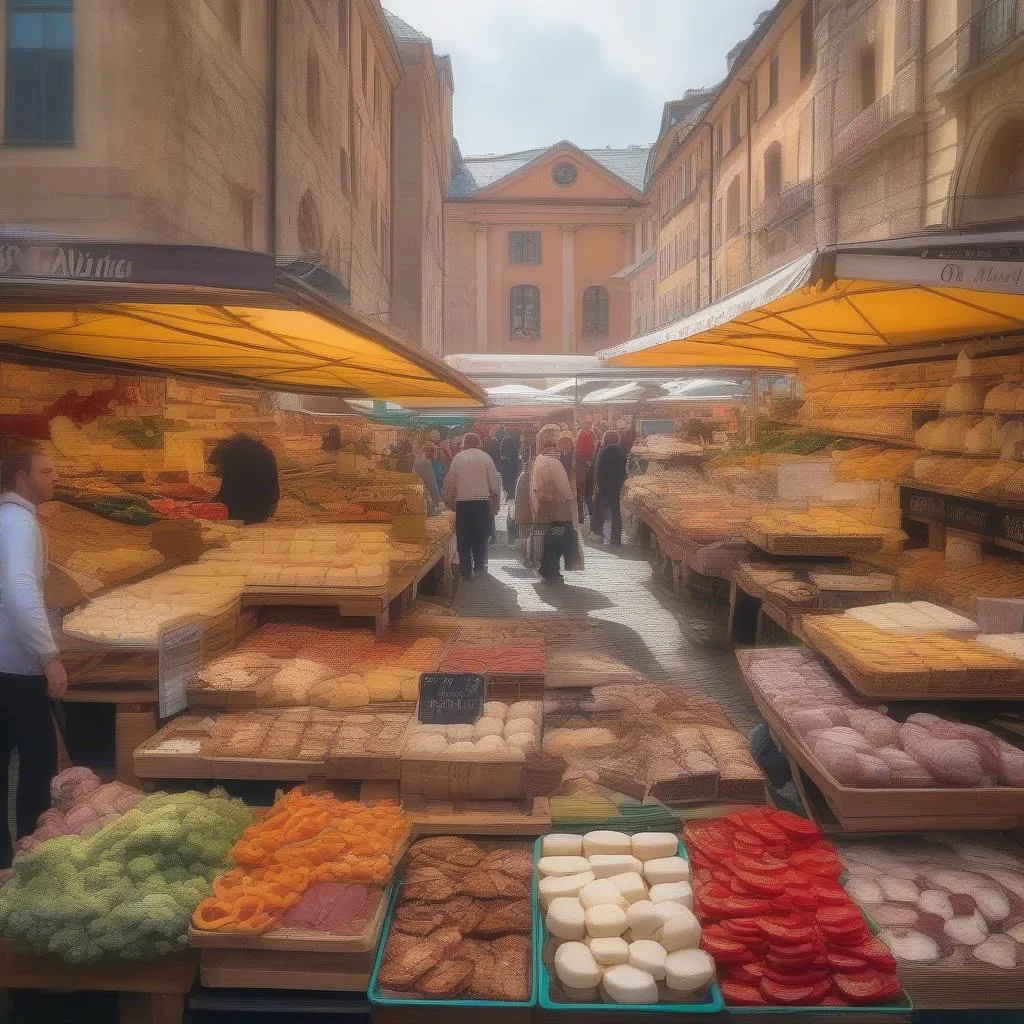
575 425 596 524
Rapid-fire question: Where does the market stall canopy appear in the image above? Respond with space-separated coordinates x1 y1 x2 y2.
0 238 484 407
599 231 1024 369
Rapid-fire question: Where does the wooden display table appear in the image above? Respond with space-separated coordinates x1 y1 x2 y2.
0 942 196 1024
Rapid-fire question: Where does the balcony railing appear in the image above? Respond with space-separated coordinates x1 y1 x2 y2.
750 180 814 234
929 0 1023 94
832 63 920 167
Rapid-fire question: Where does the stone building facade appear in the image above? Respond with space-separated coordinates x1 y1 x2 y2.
629 0 1024 336
0 0 403 329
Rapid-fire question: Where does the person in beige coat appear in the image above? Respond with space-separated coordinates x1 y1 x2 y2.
531 424 578 583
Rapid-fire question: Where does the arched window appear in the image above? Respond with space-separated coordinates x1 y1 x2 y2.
298 189 322 257
581 285 610 339
510 285 540 340
763 142 782 200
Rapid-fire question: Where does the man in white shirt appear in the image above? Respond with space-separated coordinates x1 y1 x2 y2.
442 432 501 580
0 445 64 867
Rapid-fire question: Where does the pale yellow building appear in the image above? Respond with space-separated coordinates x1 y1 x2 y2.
0 0 406 332
629 0 1024 335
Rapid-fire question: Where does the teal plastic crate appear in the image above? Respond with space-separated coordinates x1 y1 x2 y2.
368 849 538 1009
533 835 725 1014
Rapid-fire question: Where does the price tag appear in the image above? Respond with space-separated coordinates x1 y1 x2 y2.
158 619 203 720
417 673 485 724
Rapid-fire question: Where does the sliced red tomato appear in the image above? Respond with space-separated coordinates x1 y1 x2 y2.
826 949 869 972
766 950 817 971
811 883 850 905
761 977 832 1005
771 810 821 841
757 917 816 945
815 905 863 929
722 918 764 940
721 980 769 1006
728 960 767 984
740 818 788 845
848 936 898 971
765 966 830 985
732 851 788 874
790 849 844 877
699 890 771 918
833 969 902 1005
785 888 820 911
702 932 758 963
731 867 785 896
822 924 870 947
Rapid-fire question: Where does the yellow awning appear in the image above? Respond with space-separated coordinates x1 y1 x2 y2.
600 233 1024 369
0 241 485 407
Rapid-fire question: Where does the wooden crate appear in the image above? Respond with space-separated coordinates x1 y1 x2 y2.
800 615 1024 700
133 717 211 780
399 757 527 801
199 946 374 991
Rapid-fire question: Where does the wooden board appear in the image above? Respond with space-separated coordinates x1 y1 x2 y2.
400 757 526 801
743 524 885 556
893 961 1024 1010
799 615 1024 700
198 946 372 992
399 796 551 836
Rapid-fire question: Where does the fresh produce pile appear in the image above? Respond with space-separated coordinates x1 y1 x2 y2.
539 830 717 1005
16 768 142 853
839 833 1024 972
685 809 903 1007
378 836 533 1000
438 640 547 676
0 788 251 963
192 788 408 936
744 647 1024 788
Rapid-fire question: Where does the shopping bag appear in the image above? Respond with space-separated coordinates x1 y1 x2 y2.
565 525 586 571
526 527 546 567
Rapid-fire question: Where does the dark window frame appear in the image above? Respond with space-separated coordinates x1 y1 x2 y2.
581 285 610 339
509 230 541 265
510 284 541 340
800 4 814 77
768 52 779 108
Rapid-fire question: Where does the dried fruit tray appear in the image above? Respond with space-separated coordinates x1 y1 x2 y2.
532 836 723 1014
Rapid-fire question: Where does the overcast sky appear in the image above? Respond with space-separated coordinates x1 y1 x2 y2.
384 0 771 155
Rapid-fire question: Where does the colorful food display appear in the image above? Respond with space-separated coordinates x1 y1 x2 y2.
403 700 542 761
685 809 904 1007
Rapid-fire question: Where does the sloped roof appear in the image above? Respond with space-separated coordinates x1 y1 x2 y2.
384 9 427 43
449 142 651 199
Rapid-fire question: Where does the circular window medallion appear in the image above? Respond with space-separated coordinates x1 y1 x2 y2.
552 161 578 187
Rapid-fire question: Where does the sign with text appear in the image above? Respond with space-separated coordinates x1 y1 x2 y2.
417 673 485 724
158 619 203 720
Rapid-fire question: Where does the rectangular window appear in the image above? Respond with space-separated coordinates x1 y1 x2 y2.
800 4 814 77
714 121 723 160
860 44 876 109
361 22 369 95
5 0 74 144
729 96 741 149
509 230 541 265
768 53 779 107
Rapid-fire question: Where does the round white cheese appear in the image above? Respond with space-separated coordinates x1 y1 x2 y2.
579 879 627 911
539 855 591 878
660 905 702 953
665 948 716 992
585 903 628 938
642 857 690 885
539 871 595 909
649 881 693 908
554 942 601 990
608 871 648 905
652 901 690 926
625 900 662 939
542 833 584 858
601 963 658 1004
582 830 631 856
546 897 586 941
630 832 678 862
588 936 629 965
628 939 667 980
590 854 643 879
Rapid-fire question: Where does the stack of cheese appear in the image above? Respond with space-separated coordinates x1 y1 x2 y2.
403 701 542 762
539 830 716 1005
845 601 980 635
62 567 244 646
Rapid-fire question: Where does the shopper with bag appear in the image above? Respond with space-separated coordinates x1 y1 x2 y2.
442 432 501 581
531 424 579 584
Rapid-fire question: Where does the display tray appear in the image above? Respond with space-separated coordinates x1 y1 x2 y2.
742 524 885 557
399 756 527 801
369 840 537 1014
533 837 724 1016
798 615 1024 700
888 961 1024 1010
737 655 1024 831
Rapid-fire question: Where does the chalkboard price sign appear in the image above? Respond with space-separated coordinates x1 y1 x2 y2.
418 673 485 724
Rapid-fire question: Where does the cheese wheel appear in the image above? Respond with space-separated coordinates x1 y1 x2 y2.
601 963 658 1004
660 906 702 953
590 854 643 878
625 900 662 939
642 857 690 884
539 856 591 877
628 939 667 981
554 942 602 990
589 936 629 965
608 872 648 905
579 879 627 910
546 897 586 941
542 833 584 857
649 881 693 908
631 832 678 862
539 871 595 909
582 830 631 856
665 948 716 992
585 903 628 938
652 902 689 927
